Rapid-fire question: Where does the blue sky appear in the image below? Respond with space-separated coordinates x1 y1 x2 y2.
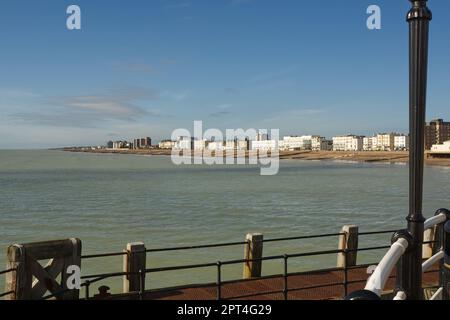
1 0 449 149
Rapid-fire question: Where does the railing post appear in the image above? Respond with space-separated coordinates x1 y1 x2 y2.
337 225 358 268
423 227 437 259
123 242 146 294
243 233 263 279
443 221 450 300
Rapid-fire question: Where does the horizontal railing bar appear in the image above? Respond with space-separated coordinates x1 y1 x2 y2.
146 262 218 273
350 245 391 252
81 270 135 280
357 229 398 236
0 291 14 298
146 241 248 253
81 251 127 259
0 268 15 276
75 228 400 261
263 232 344 243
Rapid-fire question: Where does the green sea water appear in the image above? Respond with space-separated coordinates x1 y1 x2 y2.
0 150 449 295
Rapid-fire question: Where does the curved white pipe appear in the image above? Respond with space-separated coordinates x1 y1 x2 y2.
393 291 407 300
424 213 446 230
365 238 409 297
422 250 444 273
429 287 443 301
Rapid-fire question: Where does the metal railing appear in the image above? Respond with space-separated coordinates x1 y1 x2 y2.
1 227 441 300
36 229 436 300
346 209 450 300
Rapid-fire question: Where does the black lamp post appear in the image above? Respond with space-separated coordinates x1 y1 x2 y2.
402 0 432 300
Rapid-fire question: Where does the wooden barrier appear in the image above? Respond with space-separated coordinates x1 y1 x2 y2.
123 242 146 293
5 238 81 300
243 233 263 279
337 225 358 268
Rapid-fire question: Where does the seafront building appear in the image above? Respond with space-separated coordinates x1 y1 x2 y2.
158 140 176 149
112 141 129 149
332 135 364 151
394 135 410 151
133 137 152 149
174 136 194 150
311 136 333 151
425 119 450 150
363 133 409 151
279 135 312 151
251 140 278 151
430 140 450 153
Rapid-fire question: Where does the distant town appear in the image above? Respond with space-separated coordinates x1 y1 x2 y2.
67 119 450 156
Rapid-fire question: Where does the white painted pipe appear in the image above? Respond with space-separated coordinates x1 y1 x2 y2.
422 250 444 273
365 238 409 297
424 213 446 230
429 287 443 301
393 291 407 300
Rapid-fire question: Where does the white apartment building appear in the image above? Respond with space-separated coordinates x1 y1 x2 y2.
311 136 332 151
174 136 193 150
394 135 409 151
363 137 375 151
374 133 395 151
113 141 128 149
332 135 364 151
251 140 278 151
280 135 312 151
158 140 176 149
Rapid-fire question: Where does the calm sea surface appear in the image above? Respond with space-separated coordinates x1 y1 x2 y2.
1 150 449 293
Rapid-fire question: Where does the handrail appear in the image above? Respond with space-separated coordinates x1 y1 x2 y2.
364 238 409 297
424 213 447 230
393 291 407 300
79 228 401 260
422 250 444 273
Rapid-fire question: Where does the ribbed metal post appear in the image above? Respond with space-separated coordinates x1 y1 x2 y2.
404 0 432 300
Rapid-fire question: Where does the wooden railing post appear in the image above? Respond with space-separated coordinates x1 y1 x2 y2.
337 225 358 268
243 233 263 279
123 242 146 294
423 225 442 259
5 238 82 300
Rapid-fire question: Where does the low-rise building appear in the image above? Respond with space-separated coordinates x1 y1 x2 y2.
394 135 409 151
158 140 176 149
332 135 364 151
112 141 129 149
280 135 312 151
174 136 194 150
430 141 450 153
251 140 278 151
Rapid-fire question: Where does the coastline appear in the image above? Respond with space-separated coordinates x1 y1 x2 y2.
56 148 450 167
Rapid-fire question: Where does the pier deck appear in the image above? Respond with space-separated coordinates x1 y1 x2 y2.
106 265 439 300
